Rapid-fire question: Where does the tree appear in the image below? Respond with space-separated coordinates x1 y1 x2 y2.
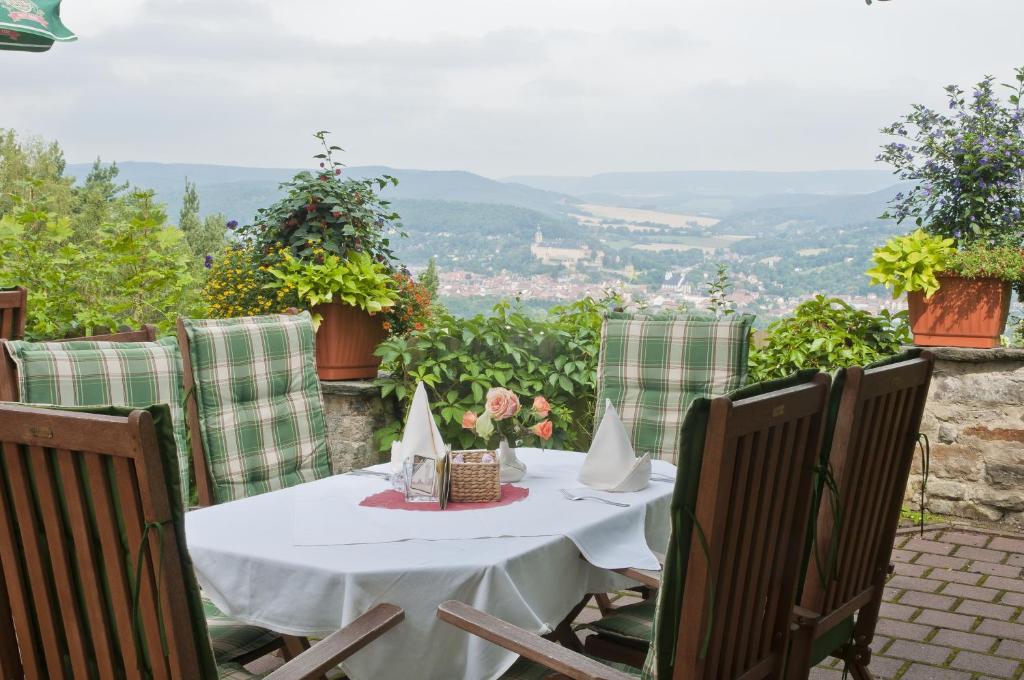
418 256 440 296
178 178 226 262
72 158 127 236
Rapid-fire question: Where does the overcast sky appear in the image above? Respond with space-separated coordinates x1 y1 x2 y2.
4 0 1024 177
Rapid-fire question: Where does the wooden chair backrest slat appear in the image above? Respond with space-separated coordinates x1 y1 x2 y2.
0 287 27 341
800 354 935 648
0 405 207 680
673 375 831 680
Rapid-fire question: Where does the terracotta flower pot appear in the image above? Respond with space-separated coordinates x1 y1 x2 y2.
907 275 1011 348
313 302 387 380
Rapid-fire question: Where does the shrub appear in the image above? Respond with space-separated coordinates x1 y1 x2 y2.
749 296 910 382
0 191 204 338
204 244 298 318
374 297 609 452
879 66 1024 248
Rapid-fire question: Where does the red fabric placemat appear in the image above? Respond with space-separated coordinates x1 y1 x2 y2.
359 484 529 511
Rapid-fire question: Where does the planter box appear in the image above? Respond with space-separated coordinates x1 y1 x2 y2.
313 302 386 380
907 275 1011 348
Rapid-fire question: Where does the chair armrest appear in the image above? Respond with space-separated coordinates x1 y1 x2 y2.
611 567 661 590
264 604 404 680
437 600 635 680
791 605 821 629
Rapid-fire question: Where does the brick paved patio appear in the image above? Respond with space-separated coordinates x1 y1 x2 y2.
252 523 1024 679
809 525 1024 680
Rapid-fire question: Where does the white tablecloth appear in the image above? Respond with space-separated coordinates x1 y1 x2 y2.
185 449 674 680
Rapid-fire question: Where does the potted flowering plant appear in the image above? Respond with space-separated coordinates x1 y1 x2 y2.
868 230 1024 346
461 388 554 482
238 131 420 378
874 67 1024 347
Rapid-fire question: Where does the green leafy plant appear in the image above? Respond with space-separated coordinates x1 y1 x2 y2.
0 187 204 339
947 243 1024 281
266 249 398 322
866 229 955 298
748 296 911 382
704 263 736 318
237 131 404 265
373 297 611 453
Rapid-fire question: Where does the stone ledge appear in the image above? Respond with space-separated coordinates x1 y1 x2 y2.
911 346 1024 363
320 378 381 396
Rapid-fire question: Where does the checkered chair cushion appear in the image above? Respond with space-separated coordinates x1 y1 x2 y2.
583 598 655 646
182 312 331 503
594 312 754 465
217 662 264 679
5 337 191 505
203 595 280 664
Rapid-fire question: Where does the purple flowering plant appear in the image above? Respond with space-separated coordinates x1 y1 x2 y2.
878 67 1024 250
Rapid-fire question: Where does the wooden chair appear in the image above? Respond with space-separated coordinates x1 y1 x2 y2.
0 404 403 680
438 375 831 680
786 352 935 680
0 326 159 402
0 287 27 341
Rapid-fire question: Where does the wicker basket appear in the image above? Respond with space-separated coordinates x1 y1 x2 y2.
449 450 501 503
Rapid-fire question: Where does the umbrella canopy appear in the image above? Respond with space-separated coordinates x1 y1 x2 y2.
0 0 75 52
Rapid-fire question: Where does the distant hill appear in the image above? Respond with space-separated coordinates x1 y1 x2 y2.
508 170 898 217
714 184 908 234
65 161 574 224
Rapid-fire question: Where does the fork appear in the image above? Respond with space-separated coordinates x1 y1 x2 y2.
347 469 391 479
559 489 630 507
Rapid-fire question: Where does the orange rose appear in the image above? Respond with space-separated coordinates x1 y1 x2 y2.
485 387 520 421
461 411 478 429
531 420 553 441
532 396 551 417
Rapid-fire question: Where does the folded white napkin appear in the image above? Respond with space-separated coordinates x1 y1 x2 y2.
391 382 448 472
578 400 651 492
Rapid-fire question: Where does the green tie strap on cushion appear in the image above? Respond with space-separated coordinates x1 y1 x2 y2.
643 369 820 680
6 337 192 507
595 312 755 466
181 312 331 503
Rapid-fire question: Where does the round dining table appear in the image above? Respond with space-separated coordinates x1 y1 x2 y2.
185 448 675 680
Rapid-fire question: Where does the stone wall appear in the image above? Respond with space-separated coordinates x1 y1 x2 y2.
907 347 1024 524
320 379 398 473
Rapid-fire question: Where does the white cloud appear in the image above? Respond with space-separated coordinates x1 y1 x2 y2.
3 0 1023 176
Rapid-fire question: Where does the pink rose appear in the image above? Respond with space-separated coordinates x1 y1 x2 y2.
485 387 520 421
532 396 551 417
461 411 478 429
531 420 553 441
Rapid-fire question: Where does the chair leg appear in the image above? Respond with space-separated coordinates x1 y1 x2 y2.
544 595 590 653
594 593 614 616
783 624 814 680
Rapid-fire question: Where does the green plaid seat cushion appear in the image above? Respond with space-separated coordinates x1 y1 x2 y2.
500 654 641 679
583 598 655 647
5 337 191 506
203 594 280 664
182 312 331 503
595 312 754 465
217 663 264 679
